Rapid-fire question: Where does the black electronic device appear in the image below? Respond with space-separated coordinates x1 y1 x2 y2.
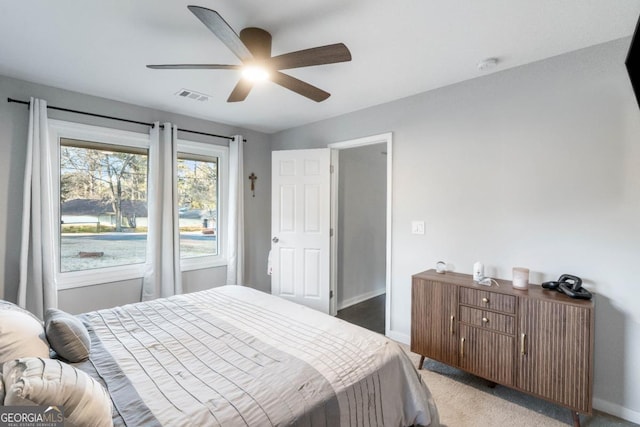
626 14 640 108
542 274 592 300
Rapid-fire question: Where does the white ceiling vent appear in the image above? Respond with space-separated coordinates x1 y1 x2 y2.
175 88 210 102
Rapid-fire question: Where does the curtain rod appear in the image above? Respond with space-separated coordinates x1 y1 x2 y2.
7 98 245 142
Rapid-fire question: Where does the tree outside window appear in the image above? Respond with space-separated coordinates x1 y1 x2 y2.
59 138 148 272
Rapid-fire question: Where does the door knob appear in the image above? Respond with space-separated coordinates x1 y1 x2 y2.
272 237 279 243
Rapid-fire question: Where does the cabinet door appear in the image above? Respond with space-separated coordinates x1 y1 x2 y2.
518 299 592 413
411 278 458 366
459 324 515 386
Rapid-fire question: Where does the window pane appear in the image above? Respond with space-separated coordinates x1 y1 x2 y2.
177 155 218 258
60 138 148 272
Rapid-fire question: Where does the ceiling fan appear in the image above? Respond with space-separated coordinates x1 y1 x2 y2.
147 6 352 103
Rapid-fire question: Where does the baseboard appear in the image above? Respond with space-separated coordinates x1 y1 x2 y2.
593 398 640 424
337 287 386 310
386 330 410 345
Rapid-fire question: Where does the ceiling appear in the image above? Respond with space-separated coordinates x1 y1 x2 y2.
1 1 639 134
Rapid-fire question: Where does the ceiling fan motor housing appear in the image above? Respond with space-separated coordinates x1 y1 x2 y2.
240 27 272 60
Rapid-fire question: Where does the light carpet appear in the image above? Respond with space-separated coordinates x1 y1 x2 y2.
400 345 637 427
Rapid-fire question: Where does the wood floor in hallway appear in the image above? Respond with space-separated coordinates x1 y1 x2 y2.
336 294 385 334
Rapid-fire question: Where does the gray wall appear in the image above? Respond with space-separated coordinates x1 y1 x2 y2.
337 143 386 309
0 74 272 311
271 38 640 421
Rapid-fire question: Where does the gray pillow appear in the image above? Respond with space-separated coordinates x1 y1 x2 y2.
45 308 91 362
0 302 50 367
3 357 112 426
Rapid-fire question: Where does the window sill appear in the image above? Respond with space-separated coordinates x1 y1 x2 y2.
56 259 228 289
56 264 145 290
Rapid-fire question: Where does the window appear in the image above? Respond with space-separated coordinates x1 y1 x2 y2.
177 140 228 271
51 121 151 288
49 120 228 288
60 138 148 273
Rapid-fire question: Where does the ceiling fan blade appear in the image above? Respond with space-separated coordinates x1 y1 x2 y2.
146 64 241 70
268 43 352 70
271 72 330 102
187 6 253 62
227 79 253 102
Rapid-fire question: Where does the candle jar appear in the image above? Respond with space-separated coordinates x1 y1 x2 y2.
512 267 529 290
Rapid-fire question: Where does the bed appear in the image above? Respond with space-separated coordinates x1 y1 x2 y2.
2 286 439 426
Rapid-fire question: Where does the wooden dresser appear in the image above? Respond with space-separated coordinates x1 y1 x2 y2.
411 269 594 427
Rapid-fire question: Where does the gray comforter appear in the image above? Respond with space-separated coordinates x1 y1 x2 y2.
78 286 438 426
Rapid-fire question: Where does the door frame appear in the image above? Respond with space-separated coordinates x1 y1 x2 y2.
328 132 392 336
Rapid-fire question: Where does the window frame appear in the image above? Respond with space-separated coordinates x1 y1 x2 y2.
176 139 228 272
49 122 230 288
50 119 151 289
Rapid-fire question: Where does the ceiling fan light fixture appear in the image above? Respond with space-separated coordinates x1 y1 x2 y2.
242 65 270 82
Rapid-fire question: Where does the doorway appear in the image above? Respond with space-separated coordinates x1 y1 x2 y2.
329 133 392 335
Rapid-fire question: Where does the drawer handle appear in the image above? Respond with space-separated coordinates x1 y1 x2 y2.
521 333 527 356
482 317 489 323
450 315 455 334
482 297 489 304
460 337 465 358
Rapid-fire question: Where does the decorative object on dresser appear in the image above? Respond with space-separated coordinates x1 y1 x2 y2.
411 269 594 427
473 261 484 282
511 267 529 289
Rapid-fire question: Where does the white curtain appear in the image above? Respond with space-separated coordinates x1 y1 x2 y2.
142 122 182 300
226 135 244 285
18 98 57 318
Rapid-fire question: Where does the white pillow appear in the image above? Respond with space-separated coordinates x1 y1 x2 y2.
0 303 50 366
3 358 112 426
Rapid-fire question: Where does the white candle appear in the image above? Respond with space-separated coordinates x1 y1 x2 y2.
512 267 529 289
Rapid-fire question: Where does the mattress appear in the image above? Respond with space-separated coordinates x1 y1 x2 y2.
77 285 439 426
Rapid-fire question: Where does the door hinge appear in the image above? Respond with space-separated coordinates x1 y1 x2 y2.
330 290 334 298
330 165 335 173
330 228 334 237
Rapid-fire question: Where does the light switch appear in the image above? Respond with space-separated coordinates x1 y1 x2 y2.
411 220 425 235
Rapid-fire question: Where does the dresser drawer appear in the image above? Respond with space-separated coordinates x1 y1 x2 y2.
459 288 516 314
459 305 515 335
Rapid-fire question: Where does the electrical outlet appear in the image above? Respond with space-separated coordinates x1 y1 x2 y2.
411 221 425 235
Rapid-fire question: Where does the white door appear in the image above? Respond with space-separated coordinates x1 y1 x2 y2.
271 148 331 313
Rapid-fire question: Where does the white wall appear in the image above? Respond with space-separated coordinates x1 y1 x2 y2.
0 74 272 309
337 143 386 309
271 38 640 422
